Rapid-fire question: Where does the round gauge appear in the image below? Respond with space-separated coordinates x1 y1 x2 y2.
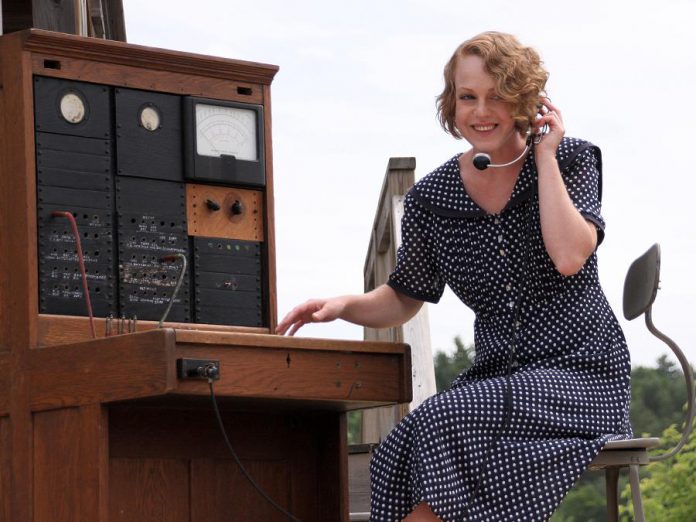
139 105 161 131
59 92 86 124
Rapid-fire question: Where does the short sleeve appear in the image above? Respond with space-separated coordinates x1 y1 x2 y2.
562 146 606 246
387 191 445 303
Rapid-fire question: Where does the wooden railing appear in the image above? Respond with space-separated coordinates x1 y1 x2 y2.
361 157 436 442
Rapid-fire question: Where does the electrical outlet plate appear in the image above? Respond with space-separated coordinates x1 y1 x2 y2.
176 358 220 380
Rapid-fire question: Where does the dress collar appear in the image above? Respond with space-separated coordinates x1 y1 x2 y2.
410 137 594 218
411 149 537 218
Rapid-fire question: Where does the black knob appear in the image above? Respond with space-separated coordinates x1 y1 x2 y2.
205 199 221 211
231 200 243 215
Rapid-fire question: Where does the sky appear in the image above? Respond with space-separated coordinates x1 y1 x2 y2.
122 0 696 369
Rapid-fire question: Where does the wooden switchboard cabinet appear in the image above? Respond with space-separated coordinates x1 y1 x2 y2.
0 30 411 522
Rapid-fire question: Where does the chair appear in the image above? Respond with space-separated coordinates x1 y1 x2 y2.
588 243 695 522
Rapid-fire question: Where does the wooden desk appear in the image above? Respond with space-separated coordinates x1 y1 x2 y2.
1 329 411 521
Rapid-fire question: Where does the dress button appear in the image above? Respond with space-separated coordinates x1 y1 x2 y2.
505 284 512 291
498 235 503 243
508 301 515 309
500 249 506 256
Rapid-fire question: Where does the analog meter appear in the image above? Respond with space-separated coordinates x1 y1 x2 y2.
184 97 265 187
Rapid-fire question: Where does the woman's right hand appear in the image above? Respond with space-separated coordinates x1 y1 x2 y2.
276 285 423 336
275 297 347 336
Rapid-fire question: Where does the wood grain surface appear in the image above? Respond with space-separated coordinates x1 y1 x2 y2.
186 184 264 241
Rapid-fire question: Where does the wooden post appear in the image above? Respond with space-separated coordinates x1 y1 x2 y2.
361 157 436 443
1 0 126 41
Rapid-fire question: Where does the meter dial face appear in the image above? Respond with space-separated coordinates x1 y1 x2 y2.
195 103 257 161
139 105 161 131
59 92 87 124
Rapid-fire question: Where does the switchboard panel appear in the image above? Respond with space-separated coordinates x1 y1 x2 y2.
115 88 183 181
35 130 116 317
116 177 190 322
193 238 263 326
33 74 271 329
34 76 111 138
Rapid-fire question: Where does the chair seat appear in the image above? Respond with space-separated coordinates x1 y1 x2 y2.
588 437 661 470
601 437 660 451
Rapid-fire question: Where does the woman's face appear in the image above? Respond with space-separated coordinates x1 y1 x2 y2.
453 54 522 157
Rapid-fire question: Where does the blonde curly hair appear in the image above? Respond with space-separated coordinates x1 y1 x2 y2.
436 32 549 138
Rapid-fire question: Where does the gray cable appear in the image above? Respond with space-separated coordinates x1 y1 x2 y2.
158 253 188 328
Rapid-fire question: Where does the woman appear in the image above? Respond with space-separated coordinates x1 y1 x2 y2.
277 32 631 522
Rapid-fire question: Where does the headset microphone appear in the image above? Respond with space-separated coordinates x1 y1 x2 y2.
472 124 547 171
472 142 531 171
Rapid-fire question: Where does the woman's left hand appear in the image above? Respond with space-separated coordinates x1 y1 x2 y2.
534 97 565 157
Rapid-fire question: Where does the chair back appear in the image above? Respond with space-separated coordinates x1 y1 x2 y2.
623 244 660 321
623 243 695 461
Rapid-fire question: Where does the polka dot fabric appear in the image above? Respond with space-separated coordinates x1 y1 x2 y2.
370 138 632 521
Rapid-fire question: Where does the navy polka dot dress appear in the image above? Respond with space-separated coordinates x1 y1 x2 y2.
369 137 632 521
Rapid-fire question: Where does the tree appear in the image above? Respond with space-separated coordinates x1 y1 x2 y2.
619 422 696 521
629 355 686 437
433 336 474 392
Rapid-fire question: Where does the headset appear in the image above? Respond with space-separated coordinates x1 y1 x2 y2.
472 119 549 171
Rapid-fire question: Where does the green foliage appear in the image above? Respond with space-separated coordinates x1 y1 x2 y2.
347 410 362 444
549 471 609 522
629 355 686 436
433 336 474 392
619 423 696 521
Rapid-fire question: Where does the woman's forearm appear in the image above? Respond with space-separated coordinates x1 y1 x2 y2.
535 154 597 276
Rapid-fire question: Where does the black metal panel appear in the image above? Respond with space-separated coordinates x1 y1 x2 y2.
37 205 112 233
119 283 190 323
36 128 116 317
33 76 111 138
194 238 261 275
37 147 111 174
183 97 265 187
116 177 190 322
37 132 111 156
196 287 260 308
195 255 261 275
38 243 115 317
116 176 186 215
193 237 263 327
36 132 111 172
38 185 113 210
36 133 112 205
38 223 114 271
195 305 262 327
197 305 262 327
195 272 261 293
40 289 114 318
38 167 112 193
195 238 261 259
117 253 191 322
115 88 183 181
38 219 114 273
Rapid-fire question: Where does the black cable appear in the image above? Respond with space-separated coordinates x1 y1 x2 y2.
208 379 303 522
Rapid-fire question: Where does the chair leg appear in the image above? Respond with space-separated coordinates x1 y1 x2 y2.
629 464 646 522
605 467 619 522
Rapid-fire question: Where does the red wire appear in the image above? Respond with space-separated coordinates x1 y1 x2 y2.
52 211 97 339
